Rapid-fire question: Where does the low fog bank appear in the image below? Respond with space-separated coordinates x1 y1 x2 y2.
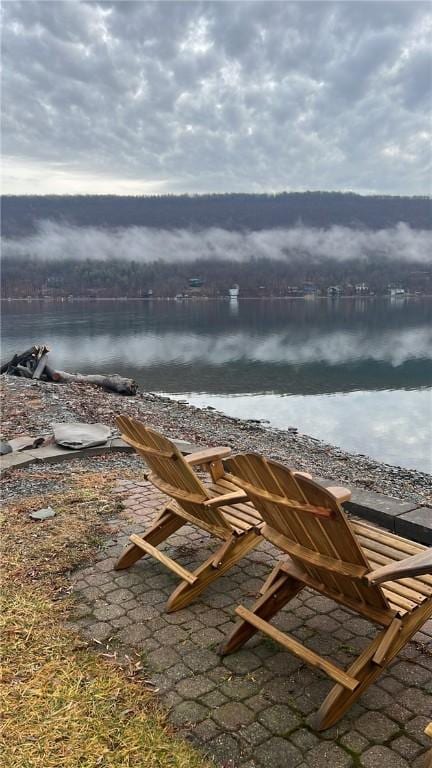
3 221 431 264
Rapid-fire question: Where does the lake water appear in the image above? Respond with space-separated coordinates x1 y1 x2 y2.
2 298 431 473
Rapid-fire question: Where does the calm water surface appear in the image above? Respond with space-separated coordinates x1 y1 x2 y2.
2 299 431 473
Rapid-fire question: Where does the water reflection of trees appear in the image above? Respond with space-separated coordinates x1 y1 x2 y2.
3 301 431 395
3 296 431 336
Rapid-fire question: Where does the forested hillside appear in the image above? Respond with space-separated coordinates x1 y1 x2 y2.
2 193 431 298
2 192 431 236
2 253 431 299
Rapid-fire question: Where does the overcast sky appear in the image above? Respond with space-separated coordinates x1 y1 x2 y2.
2 1 431 196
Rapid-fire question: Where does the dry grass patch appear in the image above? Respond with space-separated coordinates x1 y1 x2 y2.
1 472 211 768
2 486 115 584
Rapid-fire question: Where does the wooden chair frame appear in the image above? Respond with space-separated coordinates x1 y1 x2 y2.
219 453 432 730
115 416 265 611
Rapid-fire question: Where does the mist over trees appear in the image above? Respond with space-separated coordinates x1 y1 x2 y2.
2 193 431 298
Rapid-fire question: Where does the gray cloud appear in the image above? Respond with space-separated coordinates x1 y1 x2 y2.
3 220 431 264
2 1 431 194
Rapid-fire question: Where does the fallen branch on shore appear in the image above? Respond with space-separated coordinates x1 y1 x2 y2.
1 345 138 396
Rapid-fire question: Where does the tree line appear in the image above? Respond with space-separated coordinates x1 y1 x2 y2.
2 254 431 298
2 191 431 236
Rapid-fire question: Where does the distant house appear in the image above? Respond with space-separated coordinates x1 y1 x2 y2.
303 282 317 299
285 286 303 297
188 277 204 288
355 282 369 295
389 287 406 298
327 285 343 296
229 284 239 299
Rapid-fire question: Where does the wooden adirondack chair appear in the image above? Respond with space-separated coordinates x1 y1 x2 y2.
114 416 264 612
219 453 432 730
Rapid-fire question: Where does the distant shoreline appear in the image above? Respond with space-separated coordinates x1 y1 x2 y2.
2 294 431 303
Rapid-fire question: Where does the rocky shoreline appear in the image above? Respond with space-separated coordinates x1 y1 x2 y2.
1 374 431 506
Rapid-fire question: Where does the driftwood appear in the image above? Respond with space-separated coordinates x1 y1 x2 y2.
15 364 33 378
0 345 49 375
32 352 49 380
1 345 138 396
45 365 138 395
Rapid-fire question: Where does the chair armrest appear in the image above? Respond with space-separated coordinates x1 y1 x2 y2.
117 434 176 459
326 486 352 503
184 447 231 466
203 490 248 508
293 471 313 479
365 548 432 585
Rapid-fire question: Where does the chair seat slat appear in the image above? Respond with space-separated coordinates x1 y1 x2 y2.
359 544 432 588
364 554 432 599
352 521 427 556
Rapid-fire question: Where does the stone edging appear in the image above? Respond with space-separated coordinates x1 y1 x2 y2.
1 440 430 545
320 480 431 546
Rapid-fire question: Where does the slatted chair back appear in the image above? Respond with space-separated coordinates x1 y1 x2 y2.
116 415 231 536
224 453 390 612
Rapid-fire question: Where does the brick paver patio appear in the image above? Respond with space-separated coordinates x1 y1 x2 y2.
70 480 432 768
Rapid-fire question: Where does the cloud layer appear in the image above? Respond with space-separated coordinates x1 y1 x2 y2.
2 1 431 194
3 221 431 264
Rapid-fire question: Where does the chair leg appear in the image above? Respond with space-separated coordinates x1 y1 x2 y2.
166 528 262 612
315 600 432 731
220 569 304 655
115 505 185 570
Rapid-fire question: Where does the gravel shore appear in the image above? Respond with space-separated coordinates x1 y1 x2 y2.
1 374 431 506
